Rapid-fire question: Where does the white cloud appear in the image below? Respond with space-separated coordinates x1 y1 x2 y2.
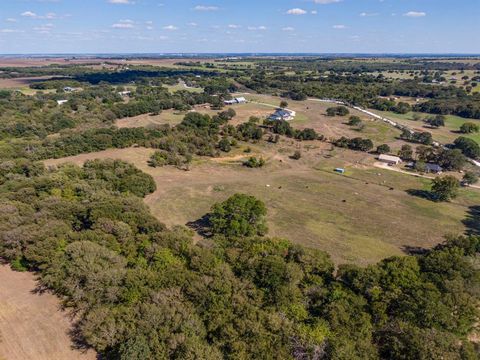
333 24 346 29
286 8 307 15
108 0 134 4
20 11 61 19
163 25 178 30
282 27 295 31
34 23 54 33
311 10 318 15
228 24 240 29
0 29 23 33
247 26 267 31
360 12 379 17
313 0 342 4
404 11 426 17
112 19 135 28
6 18 17 22
21 11 37 18
188 22 198 26
194 5 219 11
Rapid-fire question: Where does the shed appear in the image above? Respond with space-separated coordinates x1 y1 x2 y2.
425 163 443 174
334 168 345 174
378 154 402 165
57 100 68 105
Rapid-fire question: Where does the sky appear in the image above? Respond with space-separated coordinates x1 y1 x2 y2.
0 0 478 54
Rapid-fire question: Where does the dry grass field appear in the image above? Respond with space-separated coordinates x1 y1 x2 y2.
0 76 60 90
0 265 96 360
0 57 212 69
44 143 480 265
116 102 274 128
372 110 480 145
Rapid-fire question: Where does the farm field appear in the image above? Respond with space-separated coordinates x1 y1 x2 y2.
43 144 480 265
0 76 60 90
373 110 480 144
0 265 96 360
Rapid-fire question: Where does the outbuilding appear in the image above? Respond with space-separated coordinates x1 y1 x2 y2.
378 154 402 165
224 97 247 105
425 163 443 174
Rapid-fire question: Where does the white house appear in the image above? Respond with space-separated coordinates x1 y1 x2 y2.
118 90 132 97
378 154 402 165
57 100 68 105
224 97 247 105
269 108 296 121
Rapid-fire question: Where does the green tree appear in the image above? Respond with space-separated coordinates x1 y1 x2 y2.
425 115 445 128
348 116 362 126
209 194 268 237
398 144 413 161
460 122 479 134
462 171 478 186
431 176 459 201
377 144 391 154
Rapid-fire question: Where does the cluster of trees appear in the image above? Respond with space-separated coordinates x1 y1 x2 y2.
263 119 321 141
424 115 446 128
326 106 350 117
369 98 412 114
334 136 374 152
454 137 480 159
0 163 479 359
414 145 466 170
415 95 480 119
400 129 433 145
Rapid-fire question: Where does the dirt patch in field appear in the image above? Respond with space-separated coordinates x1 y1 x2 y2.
0 265 96 360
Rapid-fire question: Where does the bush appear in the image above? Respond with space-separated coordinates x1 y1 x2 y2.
348 116 362 126
218 138 232 152
243 157 265 168
291 151 302 160
460 122 479 134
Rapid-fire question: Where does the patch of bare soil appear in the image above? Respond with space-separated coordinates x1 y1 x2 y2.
0 265 96 360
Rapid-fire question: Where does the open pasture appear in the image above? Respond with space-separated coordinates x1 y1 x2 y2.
43 143 480 265
374 110 480 145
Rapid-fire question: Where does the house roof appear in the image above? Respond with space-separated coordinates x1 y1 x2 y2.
379 154 401 162
426 163 443 171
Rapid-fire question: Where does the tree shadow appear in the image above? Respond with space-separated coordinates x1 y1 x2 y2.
186 213 212 238
463 205 480 236
68 322 103 359
406 189 435 201
401 245 429 256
